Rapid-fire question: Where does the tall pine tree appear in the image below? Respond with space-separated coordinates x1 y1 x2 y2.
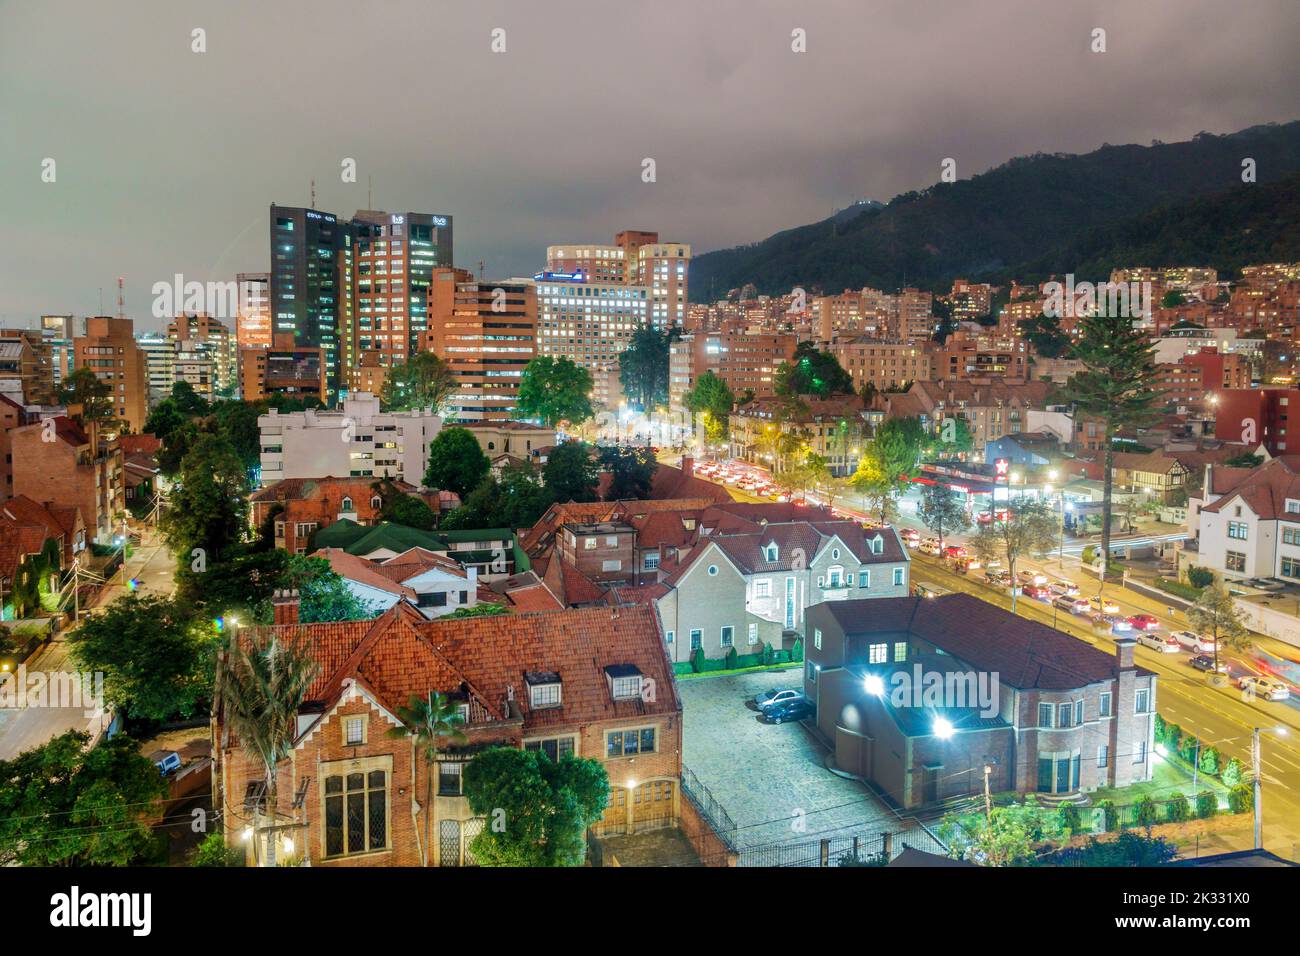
1059 310 1159 582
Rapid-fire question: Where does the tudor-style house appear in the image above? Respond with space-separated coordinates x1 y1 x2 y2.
652 521 910 663
804 594 1157 809
1194 456 1300 580
215 598 681 866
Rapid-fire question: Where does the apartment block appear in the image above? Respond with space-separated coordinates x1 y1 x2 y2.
236 272 272 351
10 416 123 544
74 316 148 433
426 268 537 422
831 338 934 392
668 330 797 412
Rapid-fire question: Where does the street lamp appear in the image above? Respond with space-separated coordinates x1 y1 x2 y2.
933 717 955 740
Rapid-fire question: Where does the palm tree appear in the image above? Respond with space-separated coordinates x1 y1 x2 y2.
216 631 319 866
387 691 468 867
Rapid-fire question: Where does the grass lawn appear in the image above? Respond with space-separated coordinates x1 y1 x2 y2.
1090 752 1230 807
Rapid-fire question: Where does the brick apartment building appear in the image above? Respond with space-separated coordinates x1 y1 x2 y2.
426 268 538 422
1154 347 1251 406
668 329 797 412
250 477 449 555
74 316 148 434
10 416 123 544
804 594 1157 808
216 600 682 866
831 338 934 393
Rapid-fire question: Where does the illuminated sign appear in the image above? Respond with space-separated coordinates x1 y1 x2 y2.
391 214 405 225
432 216 448 227
994 458 1009 478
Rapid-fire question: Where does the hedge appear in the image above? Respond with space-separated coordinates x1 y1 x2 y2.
1153 577 1203 602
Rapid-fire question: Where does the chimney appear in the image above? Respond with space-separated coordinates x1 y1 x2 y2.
272 588 300 626
681 455 694 478
1114 636 1136 671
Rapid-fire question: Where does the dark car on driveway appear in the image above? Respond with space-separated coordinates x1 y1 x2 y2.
763 695 813 724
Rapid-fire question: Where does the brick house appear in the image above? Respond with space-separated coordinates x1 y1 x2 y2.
803 594 1156 809
0 495 85 567
250 477 452 555
215 600 682 866
10 416 123 545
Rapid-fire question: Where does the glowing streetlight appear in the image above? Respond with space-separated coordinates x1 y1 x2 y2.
933 717 955 739
863 674 885 697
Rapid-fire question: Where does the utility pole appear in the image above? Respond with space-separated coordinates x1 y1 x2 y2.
983 764 992 821
1253 727 1263 850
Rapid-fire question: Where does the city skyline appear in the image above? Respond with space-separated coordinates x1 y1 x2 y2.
3 0 1299 328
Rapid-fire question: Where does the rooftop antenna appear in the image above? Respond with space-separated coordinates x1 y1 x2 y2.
479 260 485 281
367 176 372 209
117 277 125 320
98 287 104 315
310 178 316 209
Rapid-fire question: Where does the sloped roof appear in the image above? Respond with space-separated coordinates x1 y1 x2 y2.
823 593 1151 690
1201 456 1300 519
310 547 417 598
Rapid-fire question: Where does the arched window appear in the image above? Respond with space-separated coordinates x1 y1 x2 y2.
764 543 778 562
341 496 354 512
370 496 382 509
872 535 884 555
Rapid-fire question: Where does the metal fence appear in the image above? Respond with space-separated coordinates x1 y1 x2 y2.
681 765 739 851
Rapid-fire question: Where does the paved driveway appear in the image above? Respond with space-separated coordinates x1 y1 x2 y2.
678 669 903 850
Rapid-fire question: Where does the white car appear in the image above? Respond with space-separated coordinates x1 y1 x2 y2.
1171 630 1216 654
1088 595 1121 615
919 538 942 555
1049 580 1080 597
1136 632 1180 653
1239 676 1290 701
1016 570 1048 587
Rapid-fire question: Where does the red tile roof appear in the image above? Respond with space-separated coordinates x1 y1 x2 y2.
1201 456 1300 519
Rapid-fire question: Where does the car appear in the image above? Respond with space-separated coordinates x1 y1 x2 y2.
1049 580 1080 597
753 688 802 711
919 537 942 555
1127 614 1160 631
1171 630 1216 654
955 556 982 573
1088 596 1121 615
1023 584 1053 600
1136 632 1180 653
1189 655 1229 673
1016 570 1048 587
764 696 814 724
1097 613 1132 632
1239 676 1291 701
942 545 967 560
899 529 920 547
1053 595 1091 615
985 569 1010 586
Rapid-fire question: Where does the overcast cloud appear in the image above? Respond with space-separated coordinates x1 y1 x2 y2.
1 0 1297 328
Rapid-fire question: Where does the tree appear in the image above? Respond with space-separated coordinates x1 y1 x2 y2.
1059 310 1159 583
619 325 671 410
424 426 491 499
850 417 926 522
462 747 609 866
215 631 319 866
930 415 974 458
190 548 290 618
917 484 971 553
387 692 467 867
1016 313 1071 359
957 805 1039 866
0 731 167 866
57 367 118 429
599 444 657 500
684 371 736 447
969 496 1059 613
262 555 379 624
380 351 456 414
162 432 249 575
67 593 211 722
1187 585 1252 673
517 356 594 427
210 399 265 473
143 398 191 446
542 441 599 503
774 342 854 398
443 462 556 531
379 490 438 530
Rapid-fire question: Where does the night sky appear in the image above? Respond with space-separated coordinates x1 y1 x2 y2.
1 0 1297 328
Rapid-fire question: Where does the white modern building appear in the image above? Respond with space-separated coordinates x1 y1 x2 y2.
257 391 442 487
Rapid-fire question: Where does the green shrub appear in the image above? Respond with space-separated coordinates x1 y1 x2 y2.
791 637 803 662
761 642 775 666
1177 732 1199 765
1136 796 1160 827
1166 791 1190 823
1155 577 1203 601
1198 745 1220 777
1153 713 1167 744
1221 757 1243 788
724 646 738 670
1082 545 1097 565
1097 799 1118 832
1196 791 1218 820
690 647 705 674
1228 784 1254 815
1164 723 1183 755
1186 566 1214 589
1059 804 1083 834
192 832 243 867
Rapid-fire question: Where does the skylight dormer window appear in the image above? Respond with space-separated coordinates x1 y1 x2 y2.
605 664 643 701
525 671 563 709
871 535 884 555
764 542 779 562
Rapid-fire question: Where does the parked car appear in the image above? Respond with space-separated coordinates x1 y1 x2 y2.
1053 595 1091 615
1049 580 1080 597
1136 632 1179 653
1189 655 1229 673
764 696 814 724
753 688 802 712
1127 614 1160 631
1171 630 1216 654
1239 676 1290 701
1088 595 1121 615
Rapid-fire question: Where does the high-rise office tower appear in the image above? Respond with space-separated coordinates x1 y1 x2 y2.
135 331 175 403
426 268 536 422
348 210 453 389
269 205 349 403
41 314 76 388
168 313 236 397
